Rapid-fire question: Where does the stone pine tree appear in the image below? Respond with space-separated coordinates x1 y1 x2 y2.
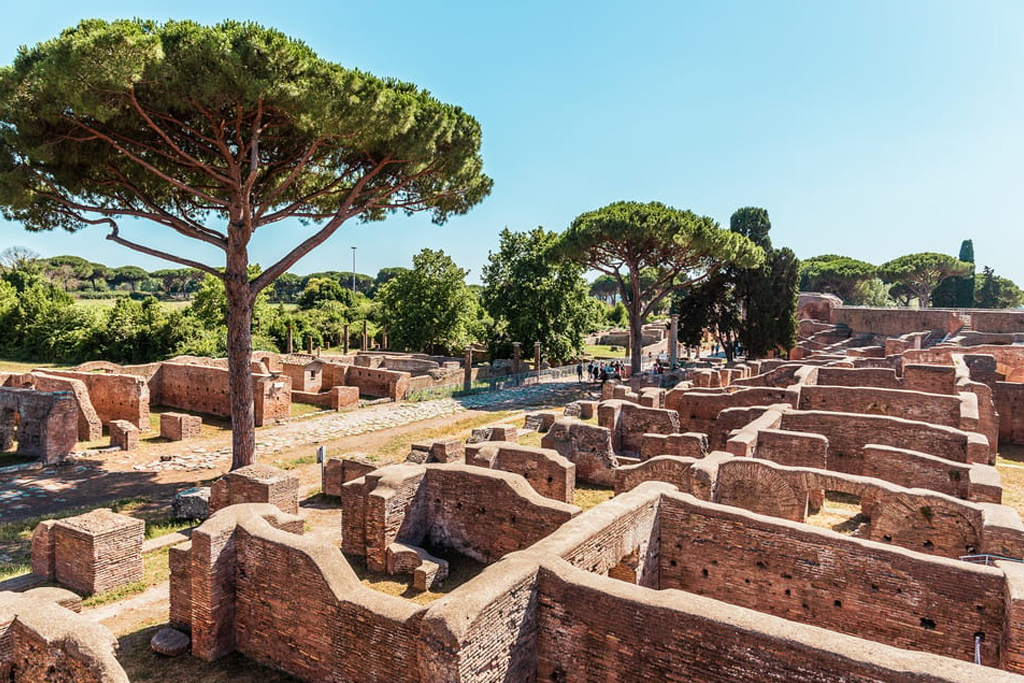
560 201 762 374
877 253 973 308
0 20 491 469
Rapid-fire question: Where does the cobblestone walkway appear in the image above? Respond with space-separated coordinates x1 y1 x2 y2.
132 378 597 472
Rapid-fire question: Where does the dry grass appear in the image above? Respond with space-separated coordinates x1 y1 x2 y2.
997 445 1024 517
574 483 614 510
0 359 61 373
372 411 519 461
348 550 485 605
805 491 868 535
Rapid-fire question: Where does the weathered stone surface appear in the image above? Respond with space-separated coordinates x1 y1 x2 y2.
151 627 191 657
209 464 300 515
160 412 202 441
109 419 139 451
0 387 78 464
541 418 618 486
173 487 211 520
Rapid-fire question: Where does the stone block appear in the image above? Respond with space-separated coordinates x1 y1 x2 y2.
173 487 211 520
160 412 202 441
109 419 139 451
22 586 82 613
524 411 558 433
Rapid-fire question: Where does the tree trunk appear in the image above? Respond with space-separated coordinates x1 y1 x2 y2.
629 277 643 375
224 262 256 470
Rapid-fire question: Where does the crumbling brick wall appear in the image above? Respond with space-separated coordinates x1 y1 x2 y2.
14 371 102 441
798 385 964 428
43 369 149 429
658 492 1006 666
156 362 290 426
467 442 576 504
34 509 145 596
0 388 78 464
321 360 410 400
831 307 963 337
0 591 129 683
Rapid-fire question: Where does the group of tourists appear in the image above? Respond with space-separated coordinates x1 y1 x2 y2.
576 360 625 383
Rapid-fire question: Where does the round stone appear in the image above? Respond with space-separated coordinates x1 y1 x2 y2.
151 626 190 657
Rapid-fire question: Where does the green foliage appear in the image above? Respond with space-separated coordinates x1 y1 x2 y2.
606 302 628 327
297 277 355 309
559 200 763 371
589 274 619 304
798 255 877 302
976 266 1024 309
877 252 973 307
932 239 976 308
377 249 476 353
849 278 892 307
481 227 597 362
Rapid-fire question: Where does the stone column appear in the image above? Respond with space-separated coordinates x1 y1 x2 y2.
669 314 679 367
464 347 473 392
382 326 388 351
512 342 521 376
343 324 350 354
286 325 294 355
534 341 542 372
362 320 368 351
307 336 313 355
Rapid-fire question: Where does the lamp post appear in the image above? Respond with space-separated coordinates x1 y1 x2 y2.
350 246 357 294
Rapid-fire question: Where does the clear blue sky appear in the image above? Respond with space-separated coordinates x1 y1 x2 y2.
1 1 1022 288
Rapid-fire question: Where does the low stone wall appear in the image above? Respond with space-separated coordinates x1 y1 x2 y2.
666 386 795 437
798 385 967 429
16 372 101 441
597 400 679 455
972 310 1024 334
322 360 410 400
156 361 291 427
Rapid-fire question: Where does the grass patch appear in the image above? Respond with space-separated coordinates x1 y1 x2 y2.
516 430 543 448
584 344 626 359
273 454 318 471
574 483 614 510
0 359 62 373
82 580 147 607
142 408 231 443
289 402 325 418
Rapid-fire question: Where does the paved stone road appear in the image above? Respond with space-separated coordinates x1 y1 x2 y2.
131 378 597 472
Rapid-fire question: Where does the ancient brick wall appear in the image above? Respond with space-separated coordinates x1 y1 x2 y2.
541 419 618 486
972 310 1024 334
43 369 149 429
0 592 129 683
209 464 300 516
291 385 360 410
322 360 411 400
753 428 829 468
20 372 101 441
534 560 1019 683
0 388 78 464
467 442 575 503
639 431 708 460
658 492 1006 666
615 456 702 496
798 385 964 428
831 307 963 336
607 401 680 455
157 362 290 427
779 410 984 474
995 383 1024 445
178 505 424 682
815 366 901 389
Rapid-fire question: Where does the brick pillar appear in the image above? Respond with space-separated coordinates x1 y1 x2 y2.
382 326 388 350
343 324 349 354
307 335 313 355
464 347 473 392
1001 560 1024 672
669 314 679 367
534 341 542 372
513 342 521 376
362 320 368 351
286 325 294 354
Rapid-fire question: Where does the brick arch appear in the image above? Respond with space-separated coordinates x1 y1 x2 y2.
714 460 806 522
868 495 983 558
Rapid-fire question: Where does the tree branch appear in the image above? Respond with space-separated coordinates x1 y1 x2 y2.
105 223 222 277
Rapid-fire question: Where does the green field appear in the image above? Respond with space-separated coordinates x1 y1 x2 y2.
584 344 627 359
72 297 192 311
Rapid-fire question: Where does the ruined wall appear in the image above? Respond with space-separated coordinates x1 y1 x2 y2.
995 382 1024 445
0 388 78 464
0 591 129 683
43 369 149 429
815 366 901 389
666 387 795 437
343 464 579 569
156 362 290 427
322 361 410 400
798 385 965 428
779 410 985 474
658 492 1007 666
972 311 1024 334
467 442 575 504
597 400 679 454
17 372 101 441
831 307 963 337
176 505 424 682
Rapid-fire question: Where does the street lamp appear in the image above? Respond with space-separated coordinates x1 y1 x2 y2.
351 246 357 294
